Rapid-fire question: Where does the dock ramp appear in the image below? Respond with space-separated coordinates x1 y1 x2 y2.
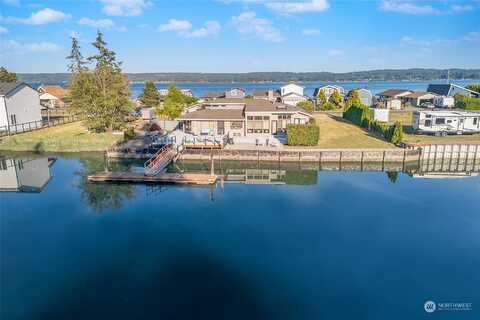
144 144 179 176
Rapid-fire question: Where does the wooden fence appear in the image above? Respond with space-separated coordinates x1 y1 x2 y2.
0 114 82 137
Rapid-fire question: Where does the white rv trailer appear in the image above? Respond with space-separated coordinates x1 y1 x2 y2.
412 110 480 135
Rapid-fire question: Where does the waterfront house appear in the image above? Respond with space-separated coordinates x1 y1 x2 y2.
0 82 42 132
427 84 480 98
377 89 413 100
253 89 280 102
225 88 246 99
177 98 312 139
280 83 309 106
402 92 437 107
313 85 345 106
180 89 193 97
347 88 373 106
158 89 168 96
37 85 69 109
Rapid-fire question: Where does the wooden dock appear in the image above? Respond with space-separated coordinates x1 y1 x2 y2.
88 171 218 185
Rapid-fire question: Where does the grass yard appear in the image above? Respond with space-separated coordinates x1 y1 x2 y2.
389 111 413 125
309 114 395 149
0 122 124 152
402 133 480 144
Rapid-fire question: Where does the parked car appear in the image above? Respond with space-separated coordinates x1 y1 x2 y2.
420 102 435 109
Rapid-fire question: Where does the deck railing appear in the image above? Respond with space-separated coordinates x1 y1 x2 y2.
144 144 177 176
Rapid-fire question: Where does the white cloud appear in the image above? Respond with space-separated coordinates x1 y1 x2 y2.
99 0 152 16
2 8 71 25
158 19 220 38
231 11 284 42
302 28 320 36
180 21 221 38
400 36 431 47
379 1 440 15
328 49 344 58
451 4 474 12
463 31 480 43
2 39 61 53
266 0 329 14
158 19 192 32
78 17 115 29
0 26 8 33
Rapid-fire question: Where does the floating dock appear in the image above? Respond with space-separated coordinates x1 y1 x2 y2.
88 172 218 185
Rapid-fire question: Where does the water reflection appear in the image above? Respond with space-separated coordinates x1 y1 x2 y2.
73 153 138 212
0 156 54 192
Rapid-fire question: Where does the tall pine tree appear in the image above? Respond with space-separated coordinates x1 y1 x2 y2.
66 37 88 73
68 31 132 131
138 80 160 108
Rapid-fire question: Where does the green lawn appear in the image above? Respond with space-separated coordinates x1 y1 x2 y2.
0 122 124 152
389 111 413 125
402 133 480 144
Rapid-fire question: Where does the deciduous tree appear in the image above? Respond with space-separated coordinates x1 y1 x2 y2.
0 67 17 82
329 90 342 107
297 100 314 113
161 85 184 119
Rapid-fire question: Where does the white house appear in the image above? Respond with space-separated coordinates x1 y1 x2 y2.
280 83 304 96
281 92 308 106
280 83 308 106
0 82 42 133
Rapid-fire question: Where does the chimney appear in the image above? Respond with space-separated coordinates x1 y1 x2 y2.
267 90 273 101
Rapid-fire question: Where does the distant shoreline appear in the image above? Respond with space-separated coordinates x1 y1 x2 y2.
17 68 480 84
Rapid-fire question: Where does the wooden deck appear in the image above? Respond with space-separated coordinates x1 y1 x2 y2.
88 171 218 185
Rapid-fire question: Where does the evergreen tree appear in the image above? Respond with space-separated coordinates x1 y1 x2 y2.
138 80 160 108
329 90 342 107
66 36 88 73
0 67 17 82
161 85 184 119
68 32 132 131
88 30 121 70
389 121 403 144
344 90 362 113
316 90 327 110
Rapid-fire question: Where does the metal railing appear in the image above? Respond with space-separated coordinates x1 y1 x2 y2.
0 114 82 137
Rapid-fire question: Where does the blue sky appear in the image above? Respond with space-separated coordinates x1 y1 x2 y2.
1 0 479 73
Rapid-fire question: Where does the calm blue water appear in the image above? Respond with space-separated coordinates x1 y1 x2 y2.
129 80 475 98
1 154 479 319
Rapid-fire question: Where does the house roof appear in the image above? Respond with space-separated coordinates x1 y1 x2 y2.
38 85 68 99
204 98 247 104
282 92 307 98
226 87 245 92
427 84 479 97
252 90 280 97
178 109 244 120
245 99 311 116
0 82 26 96
404 91 436 98
281 82 304 89
377 89 412 97
203 91 225 99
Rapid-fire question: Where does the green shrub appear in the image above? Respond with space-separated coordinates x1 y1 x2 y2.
297 100 314 113
455 94 480 110
321 102 337 110
344 105 403 144
123 127 135 140
286 124 319 146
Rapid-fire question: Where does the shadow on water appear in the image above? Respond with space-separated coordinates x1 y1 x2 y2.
34 246 282 320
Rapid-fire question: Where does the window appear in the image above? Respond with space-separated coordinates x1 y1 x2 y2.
263 116 269 120
447 120 452 123
425 119 432 127
231 121 243 129
474 118 478 125
247 116 253 120
10 114 17 125
435 118 445 125
254 116 263 120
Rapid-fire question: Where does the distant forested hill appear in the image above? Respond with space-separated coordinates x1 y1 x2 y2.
18 68 480 84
